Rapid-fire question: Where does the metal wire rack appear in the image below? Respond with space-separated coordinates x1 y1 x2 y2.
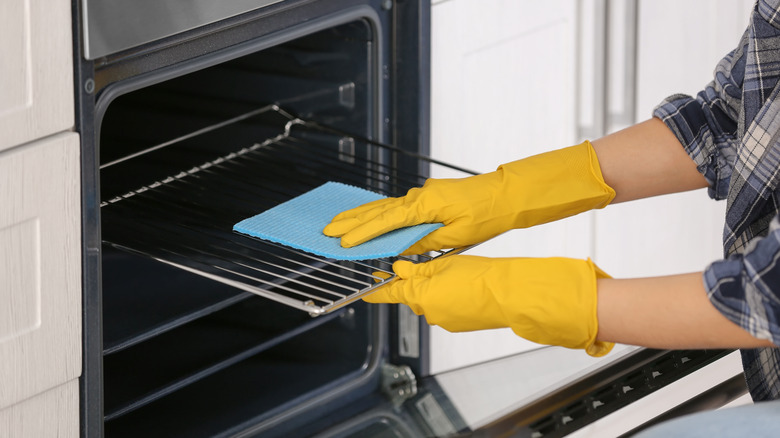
100 105 474 315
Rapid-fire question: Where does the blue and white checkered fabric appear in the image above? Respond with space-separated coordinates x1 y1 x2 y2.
654 0 780 401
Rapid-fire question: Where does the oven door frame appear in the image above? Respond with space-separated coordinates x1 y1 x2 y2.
73 1 432 436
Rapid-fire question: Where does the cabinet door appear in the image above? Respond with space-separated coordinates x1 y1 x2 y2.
0 0 74 151
593 0 754 278
0 133 81 410
0 380 78 438
429 0 582 374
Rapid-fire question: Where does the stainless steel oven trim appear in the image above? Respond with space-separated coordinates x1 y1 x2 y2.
82 0 287 60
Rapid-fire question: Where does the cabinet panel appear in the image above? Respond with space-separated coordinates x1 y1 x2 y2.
0 133 81 410
429 0 582 374
0 380 78 438
0 219 40 342
594 0 753 278
430 0 579 173
0 0 74 151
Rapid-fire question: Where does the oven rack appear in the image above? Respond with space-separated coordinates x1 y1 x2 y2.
100 106 473 317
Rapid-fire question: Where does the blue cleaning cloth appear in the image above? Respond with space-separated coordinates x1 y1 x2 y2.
233 181 443 261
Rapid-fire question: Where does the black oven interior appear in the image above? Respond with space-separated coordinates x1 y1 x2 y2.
94 17 434 437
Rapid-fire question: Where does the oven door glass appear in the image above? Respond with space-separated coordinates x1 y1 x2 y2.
309 345 735 438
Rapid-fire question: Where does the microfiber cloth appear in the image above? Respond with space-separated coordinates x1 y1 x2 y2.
233 181 443 261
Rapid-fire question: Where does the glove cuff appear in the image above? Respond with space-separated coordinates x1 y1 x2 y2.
501 257 614 357
584 259 615 357
497 141 617 228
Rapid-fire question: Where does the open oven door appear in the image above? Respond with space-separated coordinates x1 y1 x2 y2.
309 343 744 438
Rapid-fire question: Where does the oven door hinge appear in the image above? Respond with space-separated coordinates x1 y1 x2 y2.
381 363 418 408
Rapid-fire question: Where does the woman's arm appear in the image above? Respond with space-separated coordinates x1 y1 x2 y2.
590 118 774 348
596 273 775 349
592 117 709 203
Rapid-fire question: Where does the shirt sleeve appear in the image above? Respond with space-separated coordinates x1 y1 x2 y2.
705 213 780 344
652 31 747 201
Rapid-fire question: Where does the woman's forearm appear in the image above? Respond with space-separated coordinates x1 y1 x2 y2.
589 119 771 348
596 273 774 349
591 117 709 203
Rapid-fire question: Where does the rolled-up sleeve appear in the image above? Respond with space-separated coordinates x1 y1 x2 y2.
655 0 780 401
705 214 780 344
653 32 746 201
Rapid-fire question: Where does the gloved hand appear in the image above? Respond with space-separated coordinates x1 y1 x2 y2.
367 255 614 357
324 141 615 254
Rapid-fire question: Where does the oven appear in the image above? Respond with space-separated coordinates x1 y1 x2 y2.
75 1 746 437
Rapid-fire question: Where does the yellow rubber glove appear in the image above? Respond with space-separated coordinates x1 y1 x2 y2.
324 141 615 254
367 255 614 357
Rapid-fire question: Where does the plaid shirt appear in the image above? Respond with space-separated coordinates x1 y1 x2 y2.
653 0 780 401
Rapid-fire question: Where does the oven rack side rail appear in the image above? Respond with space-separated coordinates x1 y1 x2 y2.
99 105 476 316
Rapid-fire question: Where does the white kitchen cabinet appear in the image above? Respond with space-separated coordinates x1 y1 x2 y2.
429 0 584 373
593 0 754 278
0 0 74 151
0 133 81 412
0 0 80 434
0 380 79 438
430 0 580 173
